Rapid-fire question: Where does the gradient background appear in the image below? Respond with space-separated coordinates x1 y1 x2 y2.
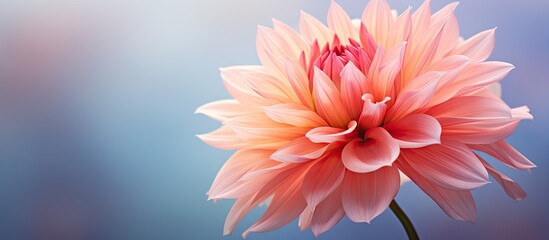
0 0 547 239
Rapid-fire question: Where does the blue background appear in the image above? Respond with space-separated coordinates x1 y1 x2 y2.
0 0 547 239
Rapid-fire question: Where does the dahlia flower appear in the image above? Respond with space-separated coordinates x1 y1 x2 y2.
196 0 534 238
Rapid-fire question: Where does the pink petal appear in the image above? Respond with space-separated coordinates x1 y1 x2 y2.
429 2 459 61
243 71 295 104
303 152 345 209
327 1 355 44
411 0 431 37
384 114 441 148
399 140 489 190
197 125 248 150
470 140 536 170
313 67 352 128
271 137 330 163
451 28 496 62
341 166 400 223
195 99 259 122
477 155 527 201
395 159 477 223
264 103 326 127
306 120 358 143
340 62 368 119
342 127 399 173
311 187 345 237
385 71 442 123
358 94 390 130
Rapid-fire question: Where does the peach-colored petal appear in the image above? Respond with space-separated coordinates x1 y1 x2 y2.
470 141 536 170
303 152 345 209
311 187 345 237
429 2 459 61
340 62 368 119
453 61 514 96
298 207 313 231
476 155 527 201
358 94 390 130
395 159 477 223
264 103 326 128
196 99 260 122
400 140 489 190
327 1 355 44
306 120 358 144
283 56 315 109
300 11 332 46
243 168 309 238
243 71 296 104
271 137 330 163
385 71 441 123
386 7 411 48
224 195 259 235
256 26 294 74
272 19 309 58
196 125 248 150
313 67 351 128
341 166 400 223
372 42 407 100
208 149 276 200
342 127 399 173
226 114 309 144
384 114 441 148
362 0 393 46
451 28 496 62
220 66 272 106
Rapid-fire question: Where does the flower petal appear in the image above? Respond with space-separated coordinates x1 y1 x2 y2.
284 56 315 109
340 62 368 119
271 137 330 163
451 28 496 62
195 99 260 122
470 140 536 170
328 1 355 44
395 159 477 223
313 67 351 128
477 154 527 201
453 61 514 96
264 103 326 127
306 120 358 143
298 207 313 231
342 127 399 173
341 166 400 223
303 152 345 209
311 187 345 237
197 125 248 150
358 94 390 130
362 0 393 46
385 71 442 123
399 140 489 190
384 114 441 148
300 11 332 46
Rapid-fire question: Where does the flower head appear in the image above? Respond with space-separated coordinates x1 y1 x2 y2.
197 0 534 237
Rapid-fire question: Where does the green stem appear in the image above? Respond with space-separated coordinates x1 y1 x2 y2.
389 200 419 240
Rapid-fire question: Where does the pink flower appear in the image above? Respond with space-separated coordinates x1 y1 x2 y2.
196 0 534 237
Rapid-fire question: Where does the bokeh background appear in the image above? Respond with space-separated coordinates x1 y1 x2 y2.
0 0 547 239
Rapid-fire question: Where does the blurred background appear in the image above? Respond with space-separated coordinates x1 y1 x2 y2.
0 0 547 239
